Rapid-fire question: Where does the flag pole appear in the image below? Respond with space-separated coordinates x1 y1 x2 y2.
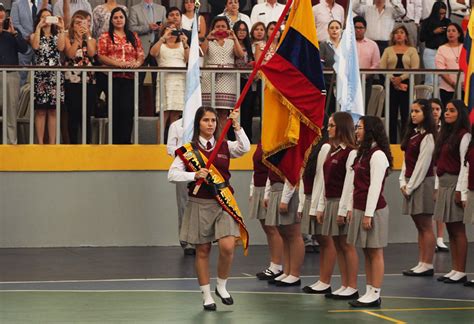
193 0 295 194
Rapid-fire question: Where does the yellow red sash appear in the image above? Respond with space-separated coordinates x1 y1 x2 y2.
176 142 249 255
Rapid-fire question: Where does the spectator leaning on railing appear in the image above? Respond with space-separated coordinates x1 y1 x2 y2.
218 0 252 30
0 4 28 145
98 7 144 144
64 10 97 144
31 8 66 145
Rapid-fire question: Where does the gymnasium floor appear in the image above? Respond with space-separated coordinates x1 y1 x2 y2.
1 244 473 323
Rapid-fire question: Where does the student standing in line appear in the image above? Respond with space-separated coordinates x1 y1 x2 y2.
343 116 392 308
168 107 250 311
251 143 284 280
433 100 470 284
400 99 437 277
316 112 359 300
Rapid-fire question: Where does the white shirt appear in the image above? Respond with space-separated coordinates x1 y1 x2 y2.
460 161 469 202
309 143 331 216
167 128 251 183
399 132 435 196
250 1 285 27
337 150 357 216
353 0 405 41
312 2 345 43
449 0 470 17
404 0 422 24
218 12 252 30
166 118 183 157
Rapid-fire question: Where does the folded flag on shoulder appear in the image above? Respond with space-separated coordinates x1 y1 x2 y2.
260 0 326 186
462 10 474 124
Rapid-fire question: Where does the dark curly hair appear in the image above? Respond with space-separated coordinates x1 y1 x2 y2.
354 116 393 169
400 99 437 151
434 100 470 162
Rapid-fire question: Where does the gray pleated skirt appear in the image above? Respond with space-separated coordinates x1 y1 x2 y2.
321 198 349 236
179 197 240 244
402 176 435 216
434 174 464 223
265 182 299 226
464 191 474 224
347 207 389 248
300 194 322 235
248 186 266 220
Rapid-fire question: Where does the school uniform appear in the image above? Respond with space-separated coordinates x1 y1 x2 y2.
249 143 269 220
168 129 250 244
265 170 299 226
462 145 474 224
298 174 317 235
399 130 435 216
346 146 390 248
434 130 470 223
318 145 354 236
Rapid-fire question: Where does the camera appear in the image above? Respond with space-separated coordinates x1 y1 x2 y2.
171 29 182 36
214 31 228 38
45 16 59 25
2 17 10 30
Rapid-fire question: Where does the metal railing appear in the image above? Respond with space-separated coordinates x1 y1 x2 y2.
0 66 464 144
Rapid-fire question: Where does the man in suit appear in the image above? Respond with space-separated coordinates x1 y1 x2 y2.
10 0 49 86
129 0 167 113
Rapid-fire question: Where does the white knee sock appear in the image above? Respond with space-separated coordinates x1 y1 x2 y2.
358 287 381 303
200 284 215 305
359 284 373 299
216 277 231 298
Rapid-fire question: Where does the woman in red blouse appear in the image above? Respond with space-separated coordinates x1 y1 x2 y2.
98 7 144 144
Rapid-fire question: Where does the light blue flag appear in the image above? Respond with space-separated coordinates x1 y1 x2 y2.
333 0 364 122
182 12 202 143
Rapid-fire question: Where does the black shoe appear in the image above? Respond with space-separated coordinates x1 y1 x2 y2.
268 277 283 285
436 244 449 252
215 288 234 305
184 247 196 256
349 298 382 308
403 269 434 277
444 276 467 284
203 303 216 311
463 280 474 287
256 268 283 281
302 286 331 294
325 292 337 298
332 291 359 300
276 279 301 287
437 275 450 282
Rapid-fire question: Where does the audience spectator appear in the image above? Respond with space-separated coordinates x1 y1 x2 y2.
250 0 285 27
181 0 206 40
209 0 246 22
129 0 166 114
319 20 342 115
64 10 96 144
150 25 189 143
255 20 279 64
250 20 265 52
380 25 419 144
435 22 464 107
98 7 144 144
421 0 446 21
312 0 344 43
354 15 380 109
201 16 244 130
448 0 470 26
395 0 421 47
233 20 255 142
218 0 251 30
420 1 450 86
53 0 92 26
0 4 28 144
11 0 49 86
89 0 126 11
92 0 127 39
165 7 191 45
31 8 66 145
353 0 405 56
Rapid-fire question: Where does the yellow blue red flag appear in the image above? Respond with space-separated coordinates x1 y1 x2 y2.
463 10 474 124
260 0 326 185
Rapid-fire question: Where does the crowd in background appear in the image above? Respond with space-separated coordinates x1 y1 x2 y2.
0 0 472 145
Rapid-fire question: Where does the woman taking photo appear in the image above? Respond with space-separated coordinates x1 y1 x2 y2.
168 107 250 311
380 25 419 144
98 7 144 144
435 23 464 107
433 100 470 284
31 9 66 145
64 10 96 144
399 99 437 277
345 116 392 308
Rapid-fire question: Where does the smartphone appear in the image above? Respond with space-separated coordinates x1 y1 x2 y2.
156 21 162 25
171 29 182 36
215 31 228 38
2 17 10 30
45 16 59 25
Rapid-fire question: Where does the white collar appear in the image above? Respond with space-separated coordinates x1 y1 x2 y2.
199 136 215 149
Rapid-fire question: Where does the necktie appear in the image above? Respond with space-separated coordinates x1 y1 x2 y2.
206 141 212 150
147 4 154 41
31 0 37 22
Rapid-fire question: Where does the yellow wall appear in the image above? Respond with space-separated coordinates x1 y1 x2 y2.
0 144 403 171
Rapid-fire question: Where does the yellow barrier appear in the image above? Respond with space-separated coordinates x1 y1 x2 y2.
0 145 403 171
